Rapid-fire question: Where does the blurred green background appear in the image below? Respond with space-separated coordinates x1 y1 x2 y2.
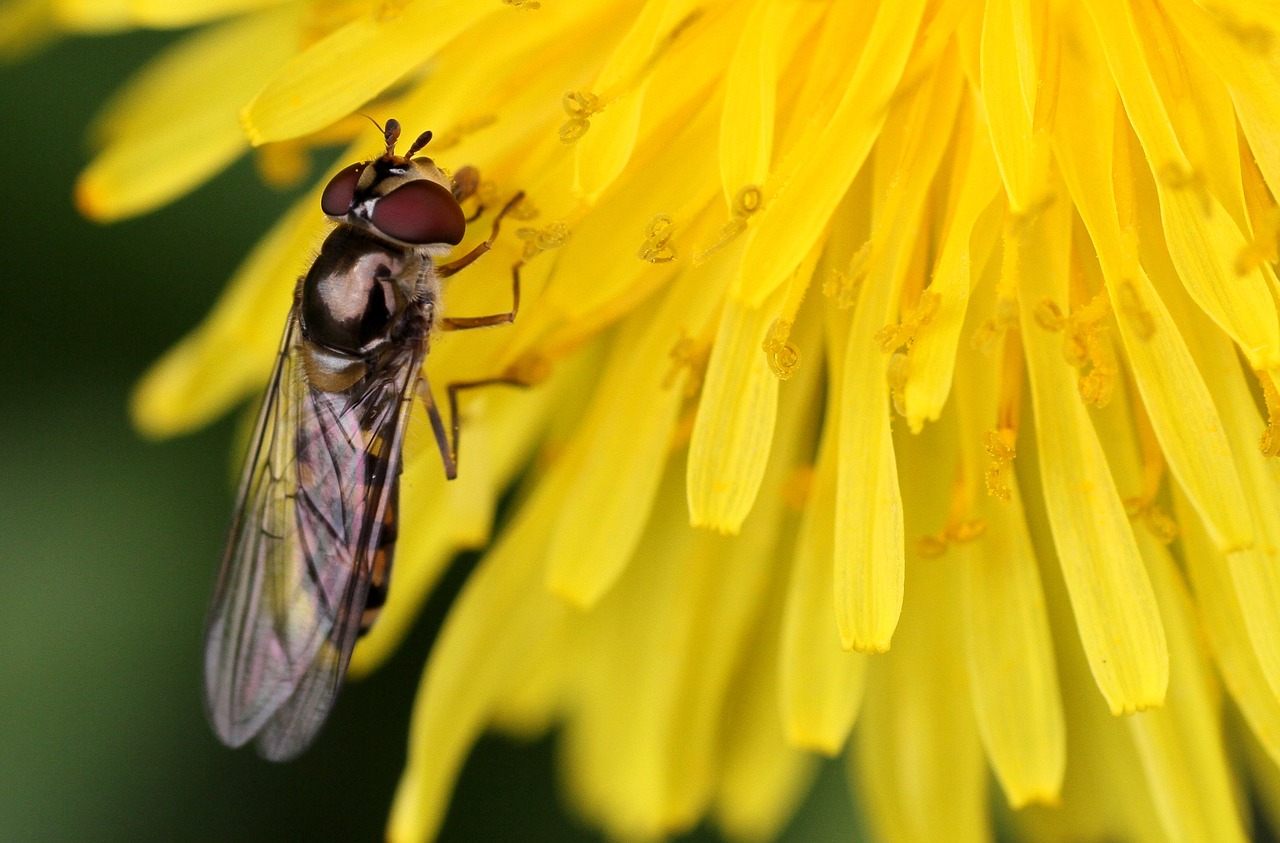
0 30 855 843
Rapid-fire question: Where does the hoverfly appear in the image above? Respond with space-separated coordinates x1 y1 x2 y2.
204 119 525 761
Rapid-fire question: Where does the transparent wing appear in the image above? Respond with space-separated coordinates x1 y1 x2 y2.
203 310 422 761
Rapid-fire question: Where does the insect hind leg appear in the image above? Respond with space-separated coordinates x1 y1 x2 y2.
414 375 528 480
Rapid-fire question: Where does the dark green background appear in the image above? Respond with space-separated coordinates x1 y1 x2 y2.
0 29 854 843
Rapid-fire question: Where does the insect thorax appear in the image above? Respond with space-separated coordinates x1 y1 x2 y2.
299 225 431 393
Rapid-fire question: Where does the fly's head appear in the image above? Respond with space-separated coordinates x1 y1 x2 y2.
320 119 466 256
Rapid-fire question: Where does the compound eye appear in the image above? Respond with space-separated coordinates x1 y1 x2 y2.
370 179 466 245
320 162 365 216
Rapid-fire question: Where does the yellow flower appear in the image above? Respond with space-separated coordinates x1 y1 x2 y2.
38 0 1280 838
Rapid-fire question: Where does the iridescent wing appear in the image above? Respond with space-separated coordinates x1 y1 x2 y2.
203 309 422 761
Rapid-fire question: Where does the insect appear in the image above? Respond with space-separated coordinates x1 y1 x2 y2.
204 119 525 761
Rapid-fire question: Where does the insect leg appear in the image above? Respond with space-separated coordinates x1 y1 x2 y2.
437 259 524 331
445 377 528 477
451 166 481 203
415 377 458 480
437 191 526 279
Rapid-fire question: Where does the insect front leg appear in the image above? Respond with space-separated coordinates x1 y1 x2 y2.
436 191 526 280
437 259 524 331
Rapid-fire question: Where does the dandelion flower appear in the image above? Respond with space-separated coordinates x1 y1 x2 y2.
44 0 1280 838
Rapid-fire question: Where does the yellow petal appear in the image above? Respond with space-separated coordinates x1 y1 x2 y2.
545 253 727 607
954 311 1064 808
732 0 926 306
712 588 817 842
76 6 300 220
854 433 987 842
1082 0 1280 370
568 0 677 200
573 0 745 200
1126 548 1245 842
1180 487 1280 766
51 0 128 32
1147 195 1280 709
1017 559 1167 842
716 0 798 205
123 0 290 28
833 291 903 652
1049 42 1252 551
832 60 963 652
387 461 572 843
514 103 721 360
0 0 54 60
686 293 782 533
902 99 1002 432
1017 194 1168 715
665 348 821 829
1158 0 1280 201
979 0 1052 212
1089 388 1247 842
242 0 497 144
557 467 700 838
779 340 866 750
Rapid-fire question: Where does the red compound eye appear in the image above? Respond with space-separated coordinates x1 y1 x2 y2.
320 163 365 216
370 180 466 245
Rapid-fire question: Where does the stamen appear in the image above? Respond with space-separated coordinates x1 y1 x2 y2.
1116 279 1156 341
1123 390 1179 544
374 0 411 22
876 289 941 353
254 142 308 188
887 352 909 417
559 90 602 143
501 0 542 9
637 213 677 263
781 465 814 512
984 428 1016 503
1158 162 1212 215
663 334 709 397
985 333 1024 503
762 317 800 380
1258 370 1280 457
916 468 988 556
517 220 571 260
426 115 498 152
694 185 763 265
971 295 1018 356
